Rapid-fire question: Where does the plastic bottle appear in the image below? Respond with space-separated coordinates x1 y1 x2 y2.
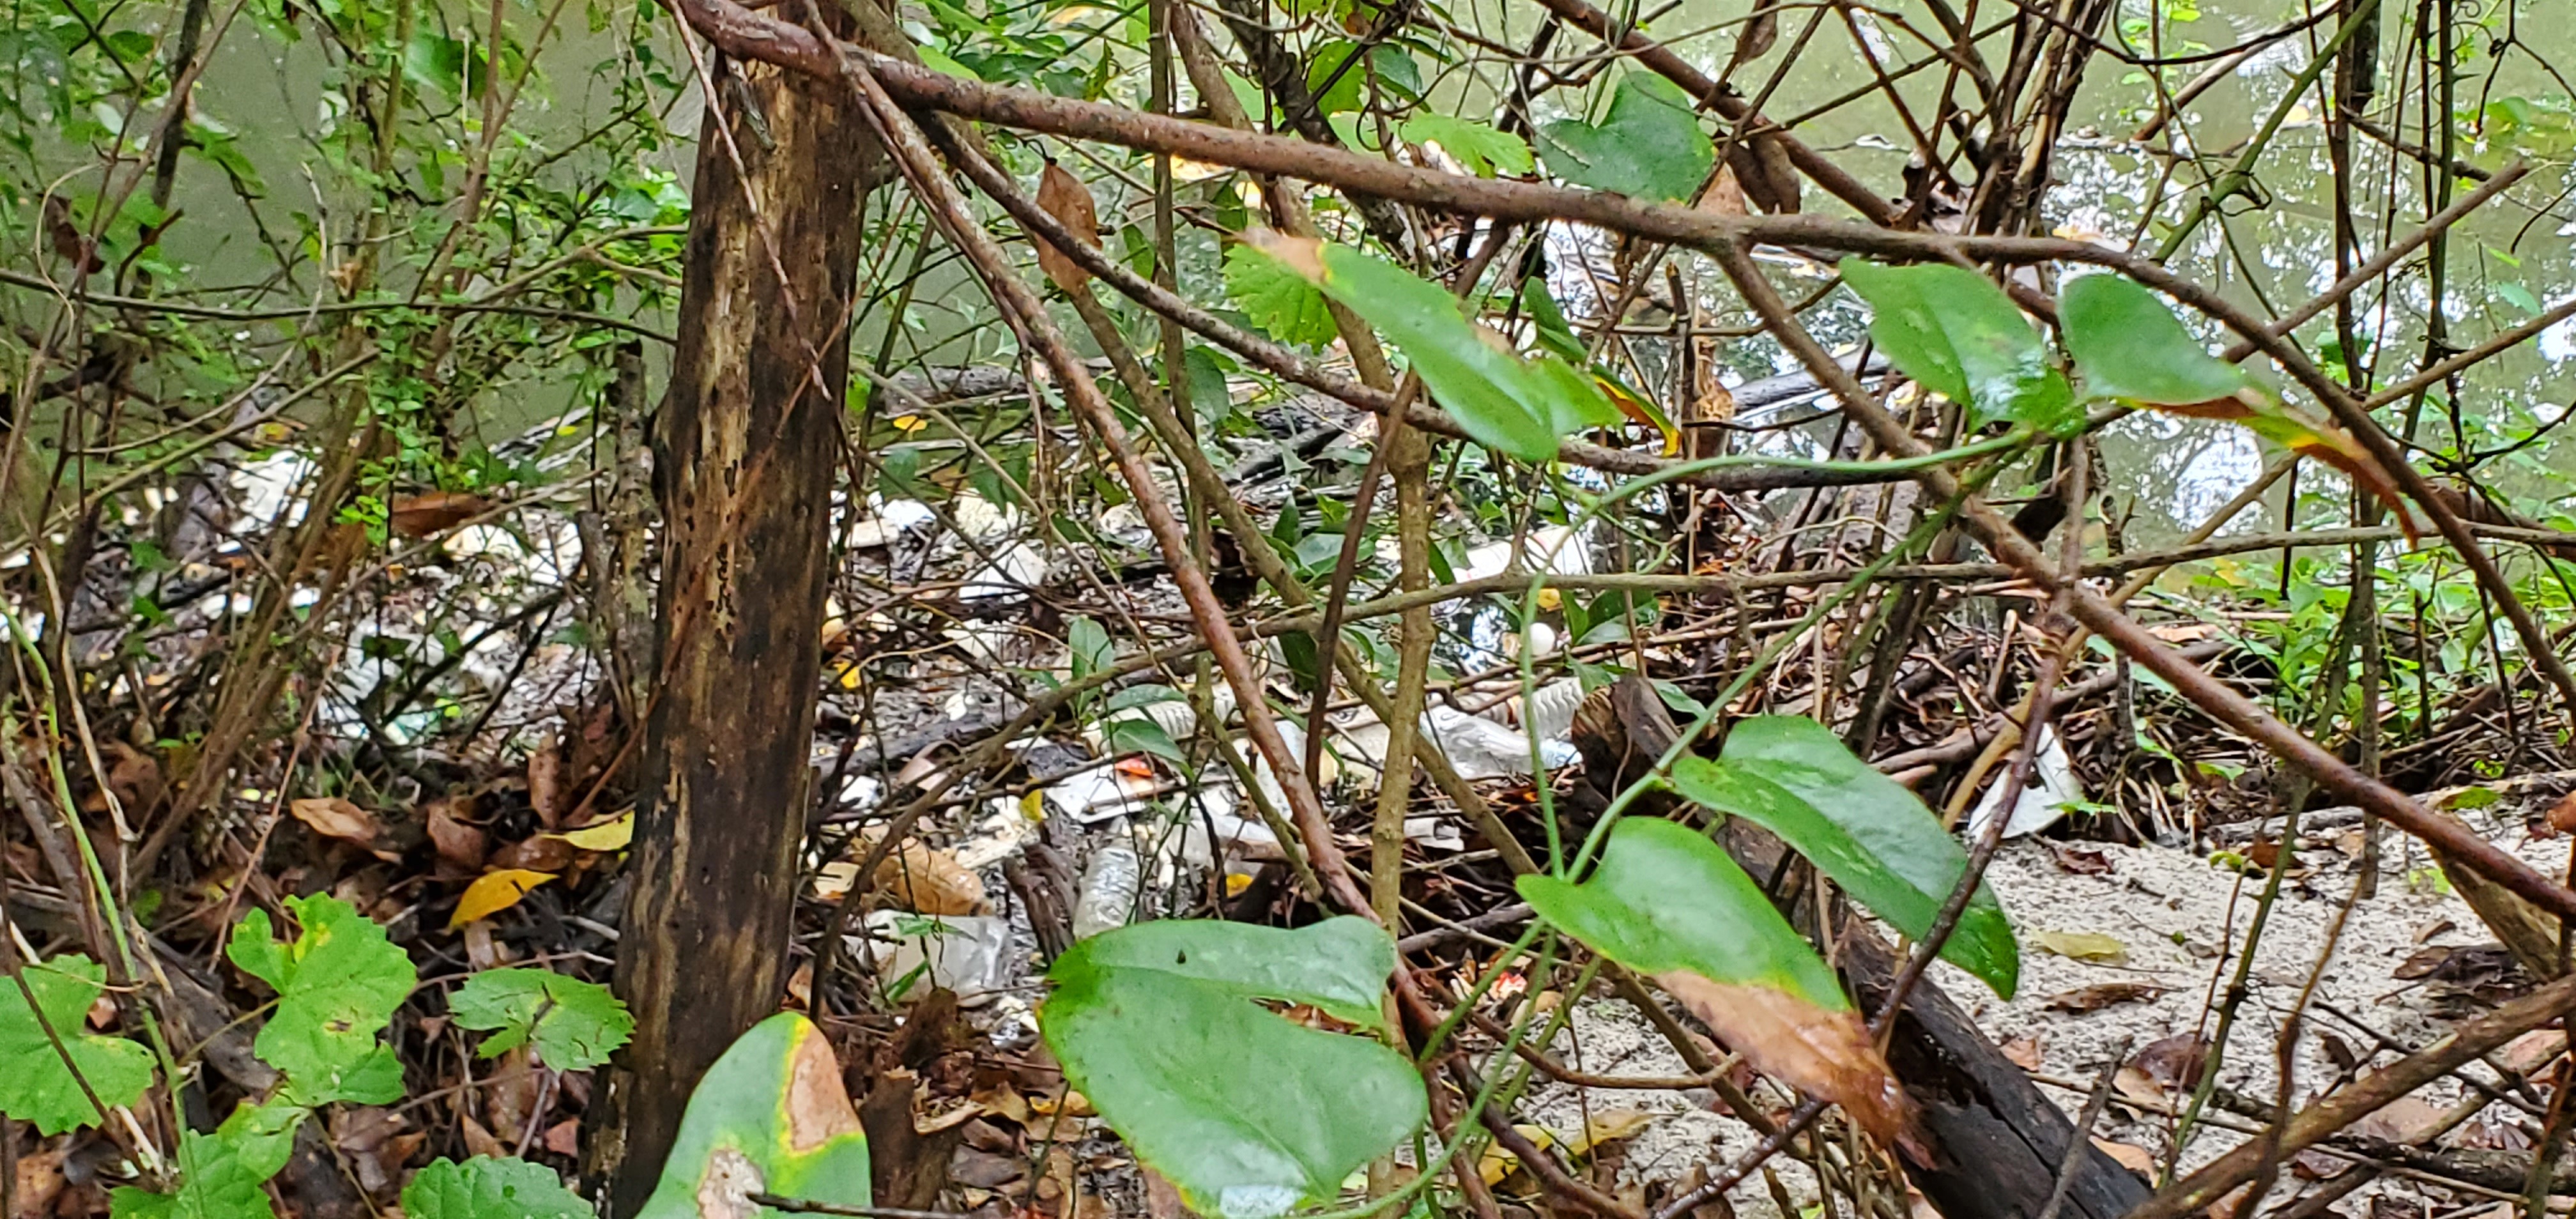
1070 842 1142 940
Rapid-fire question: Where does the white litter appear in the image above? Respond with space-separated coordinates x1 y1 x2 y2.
1340 705 1579 782
852 910 1015 1005
1966 726 2086 841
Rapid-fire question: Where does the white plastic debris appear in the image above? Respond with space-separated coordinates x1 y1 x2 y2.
1504 679 1588 742
952 797 1042 870
1340 705 1579 782
1043 762 1161 825
852 910 1015 1005
1966 726 2085 841
1457 525 1592 582
1070 843 1142 940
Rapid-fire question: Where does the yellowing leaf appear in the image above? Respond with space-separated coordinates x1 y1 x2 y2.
2034 930 2128 964
450 870 556 930
556 813 634 852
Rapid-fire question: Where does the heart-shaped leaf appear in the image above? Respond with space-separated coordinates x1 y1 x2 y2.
1840 259 2077 433
1042 917 1427 1219
1537 74 1715 203
636 1013 870 1219
449 967 634 1071
0 954 156 1135
1519 819 1912 1144
1666 716 2020 997
1223 241 1338 347
402 1157 594 1218
228 894 415 1104
1242 233 1620 463
111 1096 304 1219
1401 114 1533 178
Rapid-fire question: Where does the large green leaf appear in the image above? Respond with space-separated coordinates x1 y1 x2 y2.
111 1096 304 1219
402 1157 595 1218
1223 242 1338 347
227 894 415 1104
2057 273 2250 408
1243 234 1620 462
1519 820 1911 1142
1537 73 1715 202
1839 259 2077 433
1666 716 2020 997
0 954 156 1135
637 1013 870 1219
449 967 633 1071
1400 114 1533 178
1042 918 1426 1219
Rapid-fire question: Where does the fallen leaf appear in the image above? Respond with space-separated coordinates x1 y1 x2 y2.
2550 791 2576 836
1570 1108 1659 1155
491 834 576 873
556 811 634 852
2092 1138 2155 1176
2046 982 2168 1013
2349 1094 2446 1146
2035 930 2129 964
450 869 556 930
1657 971 1914 1147
2132 1033 2207 1091
2000 1035 2044 1071
1034 161 1100 293
527 735 565 829
2040 840 2115 875
459 1111 507 1160
13 1145 66 1216
291 796 379 845
424 797 488 870
542 1117 579 1156
873 840 990 916
389 490 491 538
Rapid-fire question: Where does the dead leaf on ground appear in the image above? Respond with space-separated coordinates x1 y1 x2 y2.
2349 1094 2447 1146
2041 840 2115 875
459 1112 507 1160
873 840 990 916
2090 1138 2155 1176
2131 1033 2209 1091
542 1118 579 1157
2046 982 2168 1013
330 1106 419 1200
1655 971 1915 1148
2000 1034 2044 1071
491 833 576 874
2035 929 2129 964
2549 790 2576 836
291 796 379 845
13 1145 66 1217
486 1045 544 1139
1570 1108 1659 1155
527 734 565 829
424 797 488 870
390 490 492 538
450 868 556 930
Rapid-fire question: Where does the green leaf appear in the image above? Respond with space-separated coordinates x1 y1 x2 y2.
1666 717 2019 997
111 1097 304 1219
1521 276 1586 363
638 1013 870 1219
1518 820 1910 1142
1537 73 1715 202
1400 114 1533 177
448 969 634 1071
1838 259 2077 433
1042 918 1425 1219
401 1158 595 1219
1305 40 1367 115
2057 273 2251 408
0 955 155 1135
1248 236 1620 462
227 895 415 1103
1223 243 1338 347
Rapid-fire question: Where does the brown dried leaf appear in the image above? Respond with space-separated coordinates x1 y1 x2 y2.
873 840 990 916
2000 1034 2044 1071
1034 161 1100 294
786 1020 866 1153
291 796 379 844
13 1144 66 1217
2091 1138 2155 1176
43 195 103 274
1694 166 1747 218
2045 982 2168 1014
485 1045 543 1138
1655 970 1915 1147
2133 1033 2208 1089
2349 1094 2446 1146
2549 790 2576 836
491 833 576 874
527 734 565 829
1726 0 1779 66
543 1118 580 1157
459 1112 507 1160
2041 840 2116 876
388 490 492 538
425 797 489 870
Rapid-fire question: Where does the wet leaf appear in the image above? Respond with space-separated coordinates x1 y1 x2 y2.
1840 259 2077 433
1223 241 1337 347
1041 918 1425 1219
289 796 379 845
1667 716 2020 997
1034 161 1100 293
450 967 634 1071
450 869 556 930
1245 232 1620 463
1400 114 1532 178
401 1156 594 1218
636 1013 870 1219
555 811 633 852
2033 930 2128 964
1537 73 1715 203
1519 818 1913 1144
229 894 415 1103
0 954 156 1135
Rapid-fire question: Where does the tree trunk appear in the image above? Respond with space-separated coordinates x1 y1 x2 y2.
591 42 877 1213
